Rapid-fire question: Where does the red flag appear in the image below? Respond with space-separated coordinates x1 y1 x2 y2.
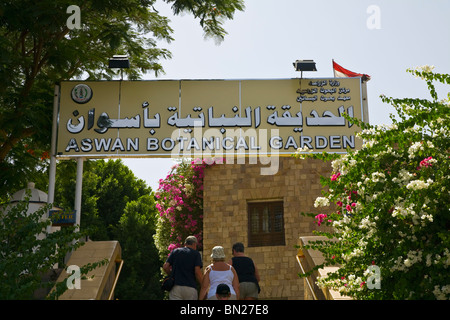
333 60 371 82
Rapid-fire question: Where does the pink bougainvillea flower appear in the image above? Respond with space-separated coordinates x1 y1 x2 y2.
315 213 327 226
331 172 341 181
156 159 217 253
418 156 434 169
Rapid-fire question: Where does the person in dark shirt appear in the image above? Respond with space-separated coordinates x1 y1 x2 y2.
229 242 261 300
163 235 203 300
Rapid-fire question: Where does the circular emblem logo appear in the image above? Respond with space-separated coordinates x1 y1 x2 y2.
71 84 93 104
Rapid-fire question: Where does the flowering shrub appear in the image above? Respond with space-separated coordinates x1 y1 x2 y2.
154 158 219 260
294 67 450 299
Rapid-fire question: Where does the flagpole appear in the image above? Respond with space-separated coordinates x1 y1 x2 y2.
332 59 335 78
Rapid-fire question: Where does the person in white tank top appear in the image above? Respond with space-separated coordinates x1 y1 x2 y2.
199 246 240 300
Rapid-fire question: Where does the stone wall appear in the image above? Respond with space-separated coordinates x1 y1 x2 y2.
202 156 332 300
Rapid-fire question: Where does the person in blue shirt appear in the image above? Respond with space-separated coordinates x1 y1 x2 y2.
163 236 203 300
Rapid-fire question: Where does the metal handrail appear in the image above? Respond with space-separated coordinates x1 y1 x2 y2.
296 254 318 300
108 259 124 300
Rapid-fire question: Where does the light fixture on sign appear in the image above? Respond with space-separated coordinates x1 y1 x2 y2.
293 59 317 72
293 59 317 95
109 55 130 80
108 55 130 68
293 59 317 80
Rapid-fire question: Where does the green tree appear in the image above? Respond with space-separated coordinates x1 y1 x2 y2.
55 159 163 299
295 66 450 300
54 160 103 239
55 159 150 240
112 195 163 299
0 0 245 198
0 197 106 299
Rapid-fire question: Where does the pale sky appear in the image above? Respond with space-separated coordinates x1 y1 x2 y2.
120 0 450 191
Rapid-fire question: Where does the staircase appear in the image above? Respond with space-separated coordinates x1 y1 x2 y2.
52 241 123 300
